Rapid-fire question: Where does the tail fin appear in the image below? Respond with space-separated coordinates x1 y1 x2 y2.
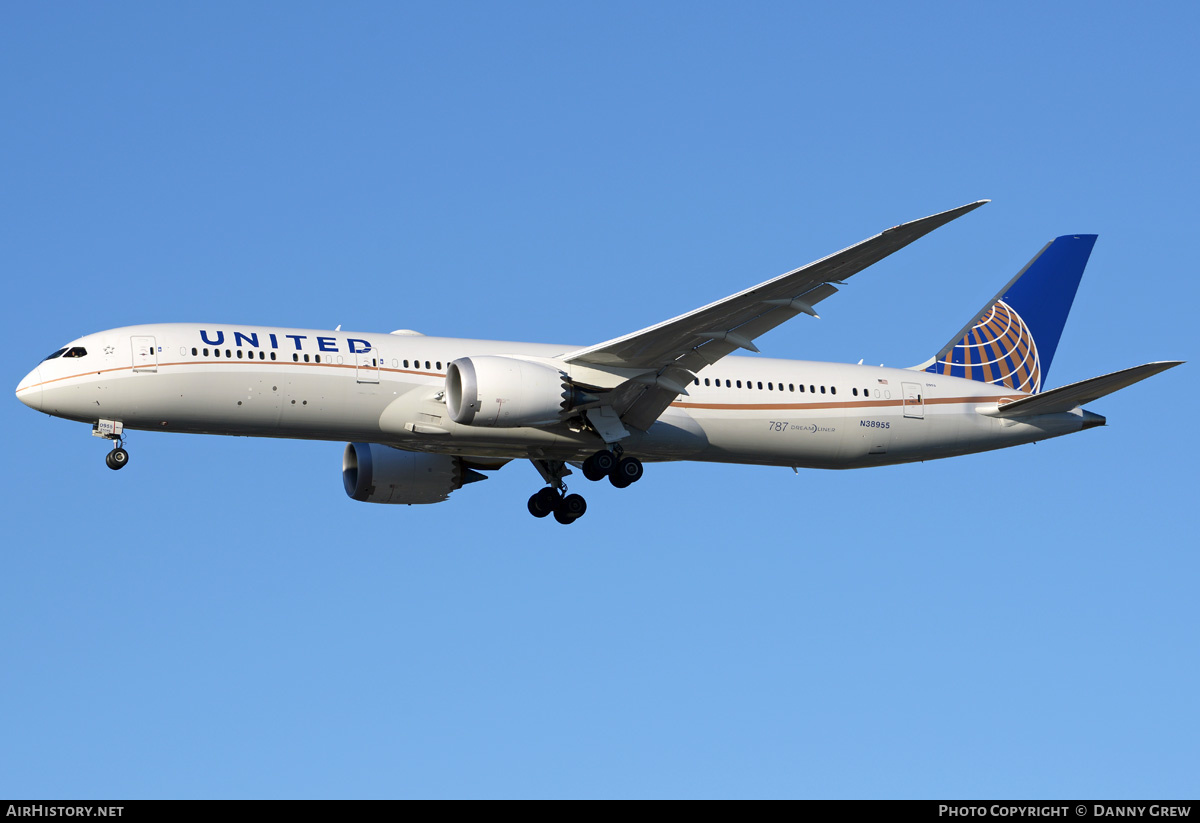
920 234 1097 394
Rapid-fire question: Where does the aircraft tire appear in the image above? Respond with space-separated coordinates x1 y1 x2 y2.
559 493 587 519
528 487 557 518
582 454 607 481
107 448 129 471
612 457 642 486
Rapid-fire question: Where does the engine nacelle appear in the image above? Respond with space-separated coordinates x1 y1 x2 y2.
445 356 573 427
343 443 477 504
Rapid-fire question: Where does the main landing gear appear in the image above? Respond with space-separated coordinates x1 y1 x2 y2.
527 459 588 525
527 448 644 524
105 442 129 471
527 486 588 525
582 447 643 489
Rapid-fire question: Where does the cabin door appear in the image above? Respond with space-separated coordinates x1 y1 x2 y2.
902 382 924 419
356 346 380 384
131 336 158 373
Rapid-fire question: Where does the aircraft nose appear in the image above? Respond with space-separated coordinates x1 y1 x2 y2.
16 366 43 412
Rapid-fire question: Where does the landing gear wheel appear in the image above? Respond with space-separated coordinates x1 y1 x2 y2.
106 448 129 471
582 450 616 481
558 493 587 520
527 487 558 518
609 456 642 488
582 456 604 481
553 508 578 525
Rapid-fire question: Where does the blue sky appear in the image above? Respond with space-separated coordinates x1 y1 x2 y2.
2 2 1196 799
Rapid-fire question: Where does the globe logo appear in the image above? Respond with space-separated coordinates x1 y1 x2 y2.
931 300 1041 393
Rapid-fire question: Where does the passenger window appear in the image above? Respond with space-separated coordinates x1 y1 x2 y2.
725 380 731 387
191 348 198 356
853 388 858 396
270 352 276 361
820 386 825 394
767 382 773 390
292 354 299 362
757 382 763 390
831 386 836 395
315 355 321 363
436 361 442 370
204 348 210 357
237 350 243 359
736 380 742 388
425 361 430 370
225 349 231 358
799 384 805 392
304 354 310 363
214 349 221 358
789 384 794 392
809 385 815 393
704 378 710 386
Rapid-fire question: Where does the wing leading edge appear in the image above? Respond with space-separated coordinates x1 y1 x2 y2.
563 200 988 430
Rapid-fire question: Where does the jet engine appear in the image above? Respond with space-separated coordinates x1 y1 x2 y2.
446 356 588 427
342 443 484 504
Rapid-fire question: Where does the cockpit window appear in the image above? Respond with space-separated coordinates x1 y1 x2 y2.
62 347 88 358
43 347 68 361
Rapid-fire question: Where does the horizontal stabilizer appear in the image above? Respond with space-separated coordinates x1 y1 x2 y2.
992 361 1183 418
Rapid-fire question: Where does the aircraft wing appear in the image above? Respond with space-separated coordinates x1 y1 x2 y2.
562 200 988 430
992 361 1184 418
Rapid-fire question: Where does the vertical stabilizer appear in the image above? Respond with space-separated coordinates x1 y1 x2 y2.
923 234 1097 393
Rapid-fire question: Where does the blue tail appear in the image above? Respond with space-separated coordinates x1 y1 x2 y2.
923 234 1097 394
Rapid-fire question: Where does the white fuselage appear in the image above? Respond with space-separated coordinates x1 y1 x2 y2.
16 323 1099 468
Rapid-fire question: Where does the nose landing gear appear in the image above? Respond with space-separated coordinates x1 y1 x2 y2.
104 443 129 471
93 420 129 471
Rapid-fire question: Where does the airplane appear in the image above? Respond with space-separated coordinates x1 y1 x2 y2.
14 200 1182 524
